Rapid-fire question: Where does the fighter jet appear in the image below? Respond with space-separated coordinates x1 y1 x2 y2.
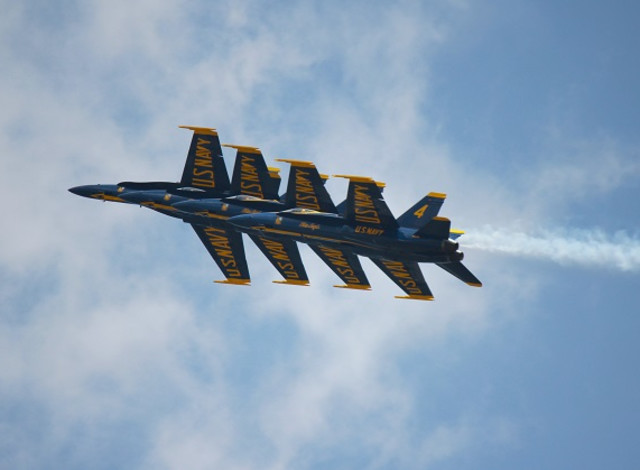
69 126 281 285
227 175 481 300
172 159 337 286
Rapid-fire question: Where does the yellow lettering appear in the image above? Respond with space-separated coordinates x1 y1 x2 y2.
353 184 381 224
192 178 216 188
193 168 214 178
295 171 321 210
203 227 238 268
413 204 428 219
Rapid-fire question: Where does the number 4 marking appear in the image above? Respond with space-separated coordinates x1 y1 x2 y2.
413 204 429 218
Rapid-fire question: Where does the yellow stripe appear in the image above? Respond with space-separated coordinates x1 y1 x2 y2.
272 280 310 286
179 125 218 136
260 226 371 250
144 203 177 211
427 192 447 199
432 216 450 222
93 194 126 203
274 158 315 168
205 213 229 220
395 295 435 301
214 279 251 285
333 174 375 183
450 229 465 234
222 144 261 154
467 282 483 287
262 227 303 237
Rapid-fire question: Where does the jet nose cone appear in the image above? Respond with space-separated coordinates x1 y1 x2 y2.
68 185 98 198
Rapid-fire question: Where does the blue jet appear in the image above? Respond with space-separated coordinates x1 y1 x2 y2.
171 159 339 286
226 175 481 301
69 126 282 285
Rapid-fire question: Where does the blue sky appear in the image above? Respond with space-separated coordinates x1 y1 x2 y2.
1 1 639 469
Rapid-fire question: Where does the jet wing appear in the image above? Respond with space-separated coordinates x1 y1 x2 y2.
436 261 482 287
334 176 398 230
276 159 337 213
309 245 371 290
179 126 230 192
249 235 309 286
226 145 281 200
371 258 434 300
191 225 250 285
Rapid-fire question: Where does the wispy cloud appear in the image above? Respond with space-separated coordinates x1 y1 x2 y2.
464 226 640 271
3 0 638 469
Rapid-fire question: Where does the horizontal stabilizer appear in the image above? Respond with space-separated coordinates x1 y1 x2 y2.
397 192 446 230
415 217 451 239
449 229 465 240
436 261 482 286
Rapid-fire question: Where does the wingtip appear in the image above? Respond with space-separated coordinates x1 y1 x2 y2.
394 295 435 301
273 280 310 286
214 279 251 286
333 284 372 291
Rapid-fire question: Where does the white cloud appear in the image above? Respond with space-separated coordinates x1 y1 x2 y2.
4 1 635 469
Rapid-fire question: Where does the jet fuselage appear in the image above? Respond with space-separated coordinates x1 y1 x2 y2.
228 210 464 264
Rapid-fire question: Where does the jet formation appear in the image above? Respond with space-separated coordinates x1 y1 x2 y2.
69 126 481 300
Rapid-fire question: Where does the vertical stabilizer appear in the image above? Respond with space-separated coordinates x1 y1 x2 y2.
396 192 446 230
333 176 397 230
179 126 230 192
277 159 337 212
226 145 281 200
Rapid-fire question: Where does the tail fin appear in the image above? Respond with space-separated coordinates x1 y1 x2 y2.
265 166 282 200
396 192 446 230
179 126 230 192
277 159 337 213
226 145 281 200
336 198 347 216
334 183 381 216
333 175 397 229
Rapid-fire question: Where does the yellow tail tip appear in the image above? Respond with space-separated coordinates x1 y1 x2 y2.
179 125 218 135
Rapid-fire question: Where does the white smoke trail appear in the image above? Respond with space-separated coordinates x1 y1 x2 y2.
462 226 640 272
